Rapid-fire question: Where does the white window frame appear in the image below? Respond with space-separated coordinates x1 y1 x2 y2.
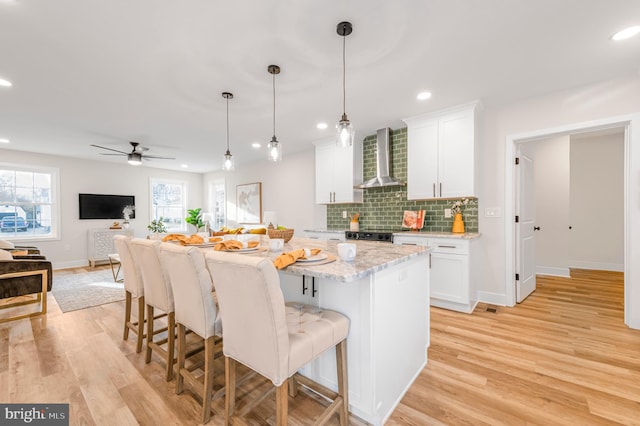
149 178 188 233
0 163 60 241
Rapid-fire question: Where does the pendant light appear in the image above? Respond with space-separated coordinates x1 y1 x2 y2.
267 64 282 162
336 21 354 148
221 92 235 171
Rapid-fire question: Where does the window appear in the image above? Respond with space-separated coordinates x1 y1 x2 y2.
150 178 187 232
208 181 226 230
0 164 59 240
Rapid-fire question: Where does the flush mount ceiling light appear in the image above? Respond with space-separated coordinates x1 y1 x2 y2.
252 142 261 148
0 138 9 143
0 78 12 87
317 122 328 130
222 91 235 171
417 91 432 100
267 65 282 162
336 21 354 148
611 25 640 41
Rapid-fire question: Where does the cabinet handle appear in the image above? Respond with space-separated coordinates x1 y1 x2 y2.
429 253 432 269
312 277 318 298
433 183 436 198
439 182 442 197
302 276 308 295
402 243 417 245
437 245 457 249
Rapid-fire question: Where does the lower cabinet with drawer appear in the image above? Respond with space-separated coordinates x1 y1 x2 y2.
394 235 480 313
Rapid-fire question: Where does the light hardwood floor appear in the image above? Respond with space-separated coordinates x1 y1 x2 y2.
1 268 639 425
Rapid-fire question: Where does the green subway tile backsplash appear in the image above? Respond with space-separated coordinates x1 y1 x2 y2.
326 127 479 233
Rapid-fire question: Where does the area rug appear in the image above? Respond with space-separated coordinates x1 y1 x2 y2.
52 268 125 313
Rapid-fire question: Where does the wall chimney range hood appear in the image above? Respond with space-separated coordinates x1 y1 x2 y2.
355 128 405 189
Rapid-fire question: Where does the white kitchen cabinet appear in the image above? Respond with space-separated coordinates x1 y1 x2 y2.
314 138 363 204
279 272 320 307
403 101 479 199
394 234 480 313
303 230 346 242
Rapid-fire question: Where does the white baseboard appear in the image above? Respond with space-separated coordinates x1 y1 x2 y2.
568 261 624 272
477 291 509 306
53 259 90 270
536 266 570 277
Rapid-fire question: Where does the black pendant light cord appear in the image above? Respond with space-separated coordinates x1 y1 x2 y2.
272 71 276 139
226 96 230 152
342 34 346 116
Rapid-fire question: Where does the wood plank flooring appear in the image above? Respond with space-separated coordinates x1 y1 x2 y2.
1 267 639 425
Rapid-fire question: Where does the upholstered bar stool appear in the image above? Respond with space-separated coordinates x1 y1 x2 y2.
131 238 176 381
114 234 145 353
205 251 350 426
159 243 223 424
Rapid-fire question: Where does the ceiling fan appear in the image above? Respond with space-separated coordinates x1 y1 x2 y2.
90 141 175 165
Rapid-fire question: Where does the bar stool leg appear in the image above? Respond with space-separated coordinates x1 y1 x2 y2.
224 357 236 426
275 381 288 426
336 340 349 425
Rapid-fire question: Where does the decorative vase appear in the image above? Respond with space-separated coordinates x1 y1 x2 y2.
451 213 465 233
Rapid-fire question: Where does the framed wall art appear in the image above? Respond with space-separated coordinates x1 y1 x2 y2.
236 182 262 224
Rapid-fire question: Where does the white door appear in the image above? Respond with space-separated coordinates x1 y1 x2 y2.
516 153 536 302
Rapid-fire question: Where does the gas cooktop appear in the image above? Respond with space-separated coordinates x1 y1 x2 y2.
345 230 395 242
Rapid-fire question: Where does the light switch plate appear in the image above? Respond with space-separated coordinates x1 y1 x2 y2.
444 208 452 218
342 210 347 219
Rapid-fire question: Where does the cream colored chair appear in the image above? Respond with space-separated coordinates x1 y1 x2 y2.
159 243 223 424
113 234 145 353
205 251 350 426
131 238 176 381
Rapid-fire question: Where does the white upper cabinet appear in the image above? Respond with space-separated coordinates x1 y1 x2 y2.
403 101 479 200
314 138 363 204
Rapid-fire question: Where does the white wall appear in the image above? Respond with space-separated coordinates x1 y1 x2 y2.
569 132 624 271
0 149 203 268
203 148 326 233
520 136 571 277
478 74 640 328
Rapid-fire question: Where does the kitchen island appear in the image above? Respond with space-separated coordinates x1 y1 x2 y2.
256 237 431 425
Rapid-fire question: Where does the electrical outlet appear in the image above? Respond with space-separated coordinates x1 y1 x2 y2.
342 211 347 219
484 207 502 217
444 208 452 218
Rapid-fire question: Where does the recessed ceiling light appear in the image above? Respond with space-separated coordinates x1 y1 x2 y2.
317 122 328 130
0 78 12 87
611 25 640 41
0 138 9 143
180 164 188 168
417 91 432 100
252 142 261 148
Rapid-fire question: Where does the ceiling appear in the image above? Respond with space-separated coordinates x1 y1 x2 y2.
1 0 639 173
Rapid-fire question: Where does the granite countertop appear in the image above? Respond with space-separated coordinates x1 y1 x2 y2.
223 236 430 283
393 231 481 239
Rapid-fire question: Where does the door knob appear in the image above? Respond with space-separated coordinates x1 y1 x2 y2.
533 226 540 231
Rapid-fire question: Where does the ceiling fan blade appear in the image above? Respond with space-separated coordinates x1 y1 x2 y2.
143 155 175 160
90 144 129 155
99 153 127 156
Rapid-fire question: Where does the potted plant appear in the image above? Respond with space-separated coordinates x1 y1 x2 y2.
185 208 205 233
147 217 168 238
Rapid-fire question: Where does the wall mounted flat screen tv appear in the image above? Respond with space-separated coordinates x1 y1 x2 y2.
79 193 135 220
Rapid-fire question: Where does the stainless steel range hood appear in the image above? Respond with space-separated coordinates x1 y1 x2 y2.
355 127 405 189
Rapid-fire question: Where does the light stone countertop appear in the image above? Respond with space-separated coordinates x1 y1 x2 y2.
393 231 481 239
213 236 430 283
